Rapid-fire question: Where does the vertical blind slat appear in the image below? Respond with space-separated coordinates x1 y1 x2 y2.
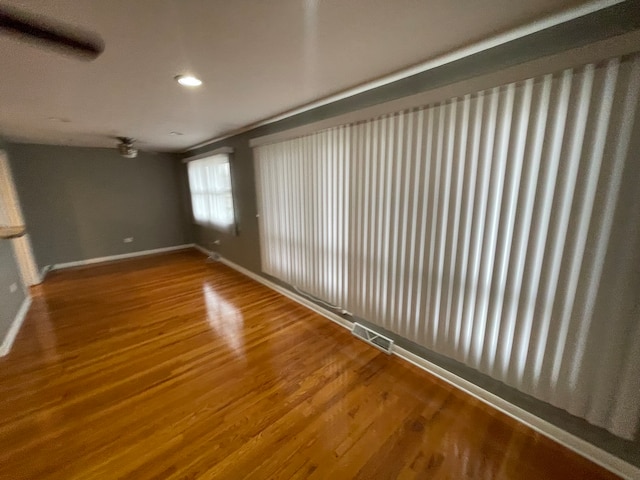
253 54 640 440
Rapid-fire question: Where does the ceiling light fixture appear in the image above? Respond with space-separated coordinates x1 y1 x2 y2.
117 137 138 158
175 75 202 87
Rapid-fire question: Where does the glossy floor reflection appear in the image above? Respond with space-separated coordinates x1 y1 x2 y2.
0 249 619 479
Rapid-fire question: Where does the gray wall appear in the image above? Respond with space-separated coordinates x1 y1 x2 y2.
182 1 640 468
190 136 261 272
187 0 640 273
6 143 189 269
0 240 27 341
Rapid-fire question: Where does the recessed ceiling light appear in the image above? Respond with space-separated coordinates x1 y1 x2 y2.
169 131 183 136
175 75 202 87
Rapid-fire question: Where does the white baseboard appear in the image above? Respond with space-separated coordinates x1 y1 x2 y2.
192 244 213 257
0 295 32 357
193 244 639 480
39 265 52 283
218 256 353 331
394 347 639 480
51 244 195 271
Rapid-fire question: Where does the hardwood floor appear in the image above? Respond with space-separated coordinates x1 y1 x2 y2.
0 249 619 479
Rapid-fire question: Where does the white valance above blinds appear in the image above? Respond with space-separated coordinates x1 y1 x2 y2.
254 53 640 440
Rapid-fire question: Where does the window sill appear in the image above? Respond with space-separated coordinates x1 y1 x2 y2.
192 222 238 236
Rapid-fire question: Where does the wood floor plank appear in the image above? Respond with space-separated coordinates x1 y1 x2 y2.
0 249 620 479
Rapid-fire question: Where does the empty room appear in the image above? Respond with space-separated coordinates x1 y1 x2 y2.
1 0 640 478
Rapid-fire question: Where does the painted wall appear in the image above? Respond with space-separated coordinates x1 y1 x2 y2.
186 0 640 273
6 143 189 269
0 240 26 342
181 1 640 469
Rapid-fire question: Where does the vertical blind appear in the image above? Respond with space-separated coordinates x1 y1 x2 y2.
254 53 640 440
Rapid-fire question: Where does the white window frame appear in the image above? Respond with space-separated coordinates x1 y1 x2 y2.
185 149 237 233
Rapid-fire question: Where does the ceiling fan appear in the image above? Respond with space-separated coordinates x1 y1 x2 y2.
116 137 138 158
114 137 164 158
0 4 104 60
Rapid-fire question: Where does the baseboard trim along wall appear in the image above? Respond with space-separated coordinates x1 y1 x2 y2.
2 246 193 356
0 295 32 357
38 265 52 283
193 245 640 480
50 244 195 271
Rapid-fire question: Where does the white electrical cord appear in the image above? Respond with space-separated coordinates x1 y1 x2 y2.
292 286 353 316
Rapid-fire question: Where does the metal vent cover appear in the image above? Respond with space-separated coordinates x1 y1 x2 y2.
352 323 394 354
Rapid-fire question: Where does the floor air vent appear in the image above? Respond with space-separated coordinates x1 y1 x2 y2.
351 323 394 354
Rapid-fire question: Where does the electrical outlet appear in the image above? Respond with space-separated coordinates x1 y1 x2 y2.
123 237 134 243
9 283 17 293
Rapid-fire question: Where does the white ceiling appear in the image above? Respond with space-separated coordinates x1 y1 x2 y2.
0 0 600 151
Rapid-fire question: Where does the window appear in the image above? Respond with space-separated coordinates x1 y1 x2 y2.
187 153 236 231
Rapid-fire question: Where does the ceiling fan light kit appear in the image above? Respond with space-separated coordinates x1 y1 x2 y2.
116 137 138 158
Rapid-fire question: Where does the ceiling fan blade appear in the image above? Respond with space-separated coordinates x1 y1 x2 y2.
0 6 104 60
